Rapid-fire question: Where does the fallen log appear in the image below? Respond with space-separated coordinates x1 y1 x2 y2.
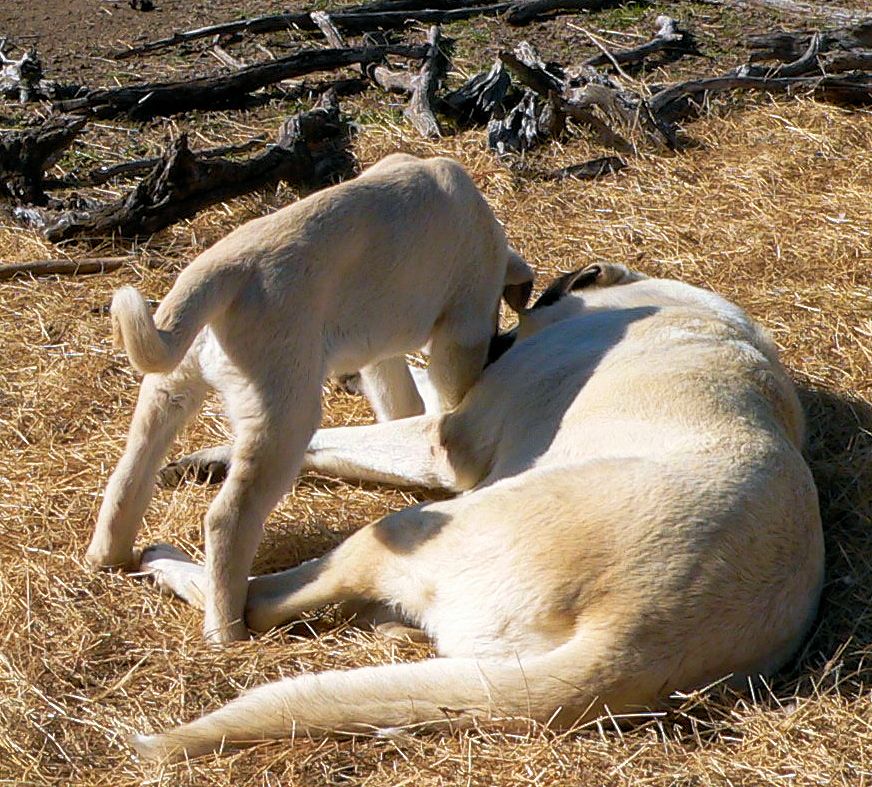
404 26 452 137
698 0 870 24
650 72 872 121
42 92 357 242
110 3 509 59
0 116 87 204
46 136 268 189
56 44 428 119
544 155 626 180
0 257 126 280
747 21 872 62
504 0 639 26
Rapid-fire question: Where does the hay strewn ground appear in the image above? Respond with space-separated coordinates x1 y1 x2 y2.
1 4 872 784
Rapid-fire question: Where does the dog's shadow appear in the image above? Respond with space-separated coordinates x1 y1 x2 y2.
783 385 872 695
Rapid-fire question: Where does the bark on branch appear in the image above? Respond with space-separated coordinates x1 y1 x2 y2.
0 257 126 280
43 93 356 242
56 44 428 119
0 116 87 204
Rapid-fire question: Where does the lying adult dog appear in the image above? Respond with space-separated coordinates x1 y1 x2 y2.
84 153 534 643
130 263 824 762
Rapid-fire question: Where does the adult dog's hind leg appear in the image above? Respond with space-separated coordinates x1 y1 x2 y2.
86 357 207 569
201 380 321 643
245 501 449 632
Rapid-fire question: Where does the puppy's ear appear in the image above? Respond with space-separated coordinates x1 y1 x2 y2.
503 249 535 312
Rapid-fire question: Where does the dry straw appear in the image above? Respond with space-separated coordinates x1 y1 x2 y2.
1 96 870 784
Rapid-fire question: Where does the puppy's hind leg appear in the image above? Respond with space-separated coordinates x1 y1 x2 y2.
201 378 322 643
86 356 207 570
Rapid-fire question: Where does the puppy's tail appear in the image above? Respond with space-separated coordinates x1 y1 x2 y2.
111 262 249 374
130 635 632 763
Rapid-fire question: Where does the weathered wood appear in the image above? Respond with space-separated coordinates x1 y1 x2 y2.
0 257 126 280
650 72 872 120
498 43 563 96
443 59 516 123
47 136 268 189
42 93 356 242
0 42 43 102
56 44 428 120
583 15 700 69
488 90 541 153
110 2 509 59
747 21 872 63
0 116 87 204
544 155 626 180
504 0 637 26
404 26 452 137
699 0 870 24
310 10 414 94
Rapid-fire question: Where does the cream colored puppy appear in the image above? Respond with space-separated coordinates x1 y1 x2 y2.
84 153 534 643
131 263 823 761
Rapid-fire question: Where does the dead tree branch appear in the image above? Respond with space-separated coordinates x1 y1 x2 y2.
0 116 87 204
582 15 700 69
747 21 872 62
46 136 268 189
43 93 356 242
405 26 452 137
110 3 508 59
0 257 126 280
56 44 428 119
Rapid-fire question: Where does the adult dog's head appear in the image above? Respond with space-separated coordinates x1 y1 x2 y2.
487 262 645 366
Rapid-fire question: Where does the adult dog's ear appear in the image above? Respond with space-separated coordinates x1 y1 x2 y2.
503 249 535 312
532 264 602 310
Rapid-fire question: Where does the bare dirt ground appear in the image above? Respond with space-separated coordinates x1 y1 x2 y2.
1 1 871 785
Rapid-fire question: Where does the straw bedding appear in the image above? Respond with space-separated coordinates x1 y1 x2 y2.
1 18 871 785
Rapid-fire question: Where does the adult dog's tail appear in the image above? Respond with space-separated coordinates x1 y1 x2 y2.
111 262 249 374
131 639 625 763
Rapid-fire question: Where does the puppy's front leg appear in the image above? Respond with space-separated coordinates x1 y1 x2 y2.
358 356 424 422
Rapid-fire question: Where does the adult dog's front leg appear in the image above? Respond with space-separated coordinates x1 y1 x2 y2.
303 414 464 491
159 444 232 487
86 363 206 569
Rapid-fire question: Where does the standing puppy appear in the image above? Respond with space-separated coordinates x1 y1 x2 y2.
84 154 533 643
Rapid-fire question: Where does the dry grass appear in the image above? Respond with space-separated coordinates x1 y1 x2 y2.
1 93 871 785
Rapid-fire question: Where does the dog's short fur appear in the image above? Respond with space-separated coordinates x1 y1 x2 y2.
130 263 824 762
84 153 534 643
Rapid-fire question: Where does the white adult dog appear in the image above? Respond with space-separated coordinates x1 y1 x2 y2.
130 262 824 762
84 153 534 643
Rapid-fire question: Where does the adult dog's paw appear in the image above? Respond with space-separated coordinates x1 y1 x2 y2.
158 446 231 487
